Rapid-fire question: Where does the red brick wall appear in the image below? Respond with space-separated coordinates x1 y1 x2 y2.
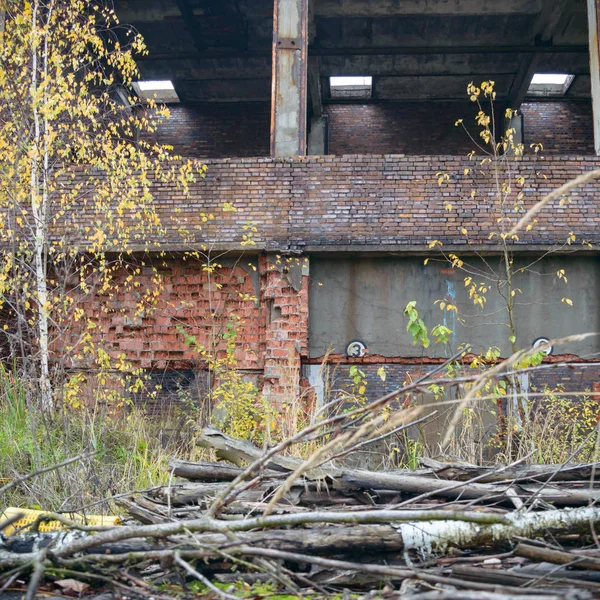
520 101 594 155
60 254 308 406
325 101 596 157
62 257 264 372
141 103 271 159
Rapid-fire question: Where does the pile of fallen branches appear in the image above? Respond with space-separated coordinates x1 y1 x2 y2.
3 344 600 600
3 427 600 599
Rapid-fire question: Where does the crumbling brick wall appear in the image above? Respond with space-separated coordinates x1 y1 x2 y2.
59 253 308 410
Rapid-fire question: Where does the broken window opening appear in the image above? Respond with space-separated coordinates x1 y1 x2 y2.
330 76 373 99
132 80 180 103
527 73 575 97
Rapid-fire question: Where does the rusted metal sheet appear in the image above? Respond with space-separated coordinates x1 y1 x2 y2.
270 0 308 157
588 0 600 155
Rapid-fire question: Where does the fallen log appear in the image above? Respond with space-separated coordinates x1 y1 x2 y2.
197 429 306 473
339 470 600 506
514 543 600 571
168 460 282 482
451 564 600 591
421 458 600 484
194 431 600 507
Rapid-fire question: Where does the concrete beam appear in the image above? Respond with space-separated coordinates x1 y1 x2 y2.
373 74 514 101
115 0 541 22
138 57 272 81
174 78 271 102
507 53 541 109
135 44 588 63
308 116 327 155
270 0 308 157
507 0 568 110
174 0 207 52
505 113 524 156
314 0 542 17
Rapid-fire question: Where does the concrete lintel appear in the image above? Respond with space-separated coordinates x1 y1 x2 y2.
315 0 543 17
588 0 600 155
270 0 309 158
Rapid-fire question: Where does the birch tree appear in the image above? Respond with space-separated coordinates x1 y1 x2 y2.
0 0 198 411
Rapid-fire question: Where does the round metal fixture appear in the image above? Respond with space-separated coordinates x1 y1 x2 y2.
345 340 367 358
532 337 553 356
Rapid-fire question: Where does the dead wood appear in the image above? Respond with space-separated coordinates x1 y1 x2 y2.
169 460 281 482
451 564 600 591
194 430 600 507
420 458 600 484
514 543 600 571
197 428 306 472
338 470 600 505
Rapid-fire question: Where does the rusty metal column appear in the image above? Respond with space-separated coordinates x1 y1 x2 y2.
270 0 308 157
588 0 600 155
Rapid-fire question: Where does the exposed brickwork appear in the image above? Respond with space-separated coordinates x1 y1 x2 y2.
324 103 479 156
324 101 594 157
61 256 265 372
140 103 271 159
261 257 309 404
67 155 600 251
57 151 600 411
136 101 592 160
59 253 307 408
521 101 594 156
307 359 600 406
529 363 600 395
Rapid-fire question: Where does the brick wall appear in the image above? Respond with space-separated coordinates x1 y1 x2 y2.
141 103 271 159
136 101 594 160
60 254 308 408
303 359 600 408
324 103 479 156
63 155 600 251
521 101 594 155
325 101 595 157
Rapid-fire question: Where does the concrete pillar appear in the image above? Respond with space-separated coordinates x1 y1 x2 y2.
505 113 524 156
587 0 600 155
307 116 327 155
270 0 308 158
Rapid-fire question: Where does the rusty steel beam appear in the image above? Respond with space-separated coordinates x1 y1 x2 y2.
270 0 308 157
588 0 600 155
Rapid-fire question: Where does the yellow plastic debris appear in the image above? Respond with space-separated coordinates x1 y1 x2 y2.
0 507 120 535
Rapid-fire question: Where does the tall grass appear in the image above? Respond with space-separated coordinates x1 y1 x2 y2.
0 365 197 513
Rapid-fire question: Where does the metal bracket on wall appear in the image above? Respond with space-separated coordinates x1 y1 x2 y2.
277 37 301 50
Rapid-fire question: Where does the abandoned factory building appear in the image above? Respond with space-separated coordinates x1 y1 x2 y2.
99 0 600 412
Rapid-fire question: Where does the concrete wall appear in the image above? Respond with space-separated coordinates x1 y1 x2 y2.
308 255 600 359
